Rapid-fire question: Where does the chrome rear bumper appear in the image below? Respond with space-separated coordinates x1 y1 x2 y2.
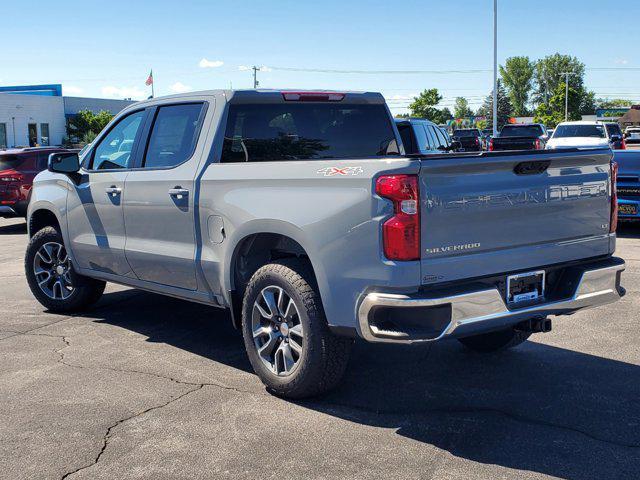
358 258 625 344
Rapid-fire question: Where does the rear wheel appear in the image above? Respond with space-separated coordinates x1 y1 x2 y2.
458 327 531 353
25 226 105 312
241 259 352 399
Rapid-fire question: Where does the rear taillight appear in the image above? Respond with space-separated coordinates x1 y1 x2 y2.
0 169 23 182
282 91 345 102
610 161 618 233
620 139 626 150
488 138 494 151
376 174 420 261
534 138 541 150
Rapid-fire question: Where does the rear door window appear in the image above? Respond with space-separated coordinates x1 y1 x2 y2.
143 103 204 169
221 103 398 162
431 126 447 149
424 125 438 150
413 124 430 152
396 124 415 154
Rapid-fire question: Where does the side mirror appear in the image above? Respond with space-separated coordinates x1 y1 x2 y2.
48 152 80 174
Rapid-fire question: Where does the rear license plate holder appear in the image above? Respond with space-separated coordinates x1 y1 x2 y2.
507 270 545 305
619 204 638 215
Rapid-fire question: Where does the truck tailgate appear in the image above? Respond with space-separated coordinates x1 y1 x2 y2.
419 149 614 285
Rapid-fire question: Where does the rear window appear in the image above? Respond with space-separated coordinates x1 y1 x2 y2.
0 154 24 171
554 124 605 139
605 124 622 136
500 125 543 137
221 103 398 162
453 130 479 138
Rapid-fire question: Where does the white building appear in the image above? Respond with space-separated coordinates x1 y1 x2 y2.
0 84 135 148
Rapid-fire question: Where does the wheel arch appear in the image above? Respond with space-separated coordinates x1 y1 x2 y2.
226 229 322 329
28 207 62 238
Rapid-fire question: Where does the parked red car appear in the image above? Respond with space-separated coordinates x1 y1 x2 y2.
0 147 72 218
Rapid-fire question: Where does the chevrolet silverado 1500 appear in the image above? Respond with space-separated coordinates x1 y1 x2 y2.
25 90 625 398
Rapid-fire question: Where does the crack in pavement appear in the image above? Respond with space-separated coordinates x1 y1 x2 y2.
9 322 639 479
14 332 260 480
60 384 204 480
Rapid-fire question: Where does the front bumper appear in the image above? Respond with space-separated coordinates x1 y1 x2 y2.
358 257 625 344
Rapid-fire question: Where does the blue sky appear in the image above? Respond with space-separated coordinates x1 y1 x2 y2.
4 0 639 113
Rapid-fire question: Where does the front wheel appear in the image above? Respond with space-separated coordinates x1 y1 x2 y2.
25 226 106 312
458 327 531 353
241 259 352 399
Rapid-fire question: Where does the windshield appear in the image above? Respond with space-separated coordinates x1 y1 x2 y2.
553 124 606 139
500 125 543 137
222 103 398 162
453 130 479 138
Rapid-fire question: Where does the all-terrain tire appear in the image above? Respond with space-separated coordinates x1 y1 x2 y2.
241 259 352 399
25 226 106 312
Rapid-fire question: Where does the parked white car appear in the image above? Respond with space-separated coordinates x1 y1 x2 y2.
624 126 640 144
546 121 610 149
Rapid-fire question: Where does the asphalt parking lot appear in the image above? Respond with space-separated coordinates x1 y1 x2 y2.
1 217 639 480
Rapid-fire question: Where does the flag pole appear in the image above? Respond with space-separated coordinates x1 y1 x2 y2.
151 69 155 98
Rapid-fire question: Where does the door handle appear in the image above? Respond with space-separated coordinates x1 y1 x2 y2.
105 186 121 196
168 187 189 199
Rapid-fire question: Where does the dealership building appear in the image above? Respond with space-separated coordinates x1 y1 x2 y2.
0 84 135 148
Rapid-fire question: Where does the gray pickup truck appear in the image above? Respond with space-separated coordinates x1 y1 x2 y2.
25 90 625 398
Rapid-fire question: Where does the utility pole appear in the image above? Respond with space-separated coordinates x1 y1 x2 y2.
560 72 576 122
492 0 498 137
252 66 260 89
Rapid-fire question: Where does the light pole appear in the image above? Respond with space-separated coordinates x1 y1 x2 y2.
560 72 576 122
493 0 498 136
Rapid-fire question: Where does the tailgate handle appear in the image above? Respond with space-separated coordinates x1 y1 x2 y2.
514 160 551 175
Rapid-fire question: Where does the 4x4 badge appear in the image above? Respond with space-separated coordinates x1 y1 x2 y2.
317 166 364 177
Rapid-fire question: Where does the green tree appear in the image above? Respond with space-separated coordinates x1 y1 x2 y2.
408 88 443 121
500 56 535 116
597 98 636 108
67 109 114 144
477 80 514 130
453 97 473 119
533 53 585 105
440 107 453 124
534 82 583 128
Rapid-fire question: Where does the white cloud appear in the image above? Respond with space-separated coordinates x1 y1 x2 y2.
238 65 251 71
101 85 146 100
170 82 193 94
259 65 272 72
63 85 84 96
615 58 629 65
199 58 224 68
